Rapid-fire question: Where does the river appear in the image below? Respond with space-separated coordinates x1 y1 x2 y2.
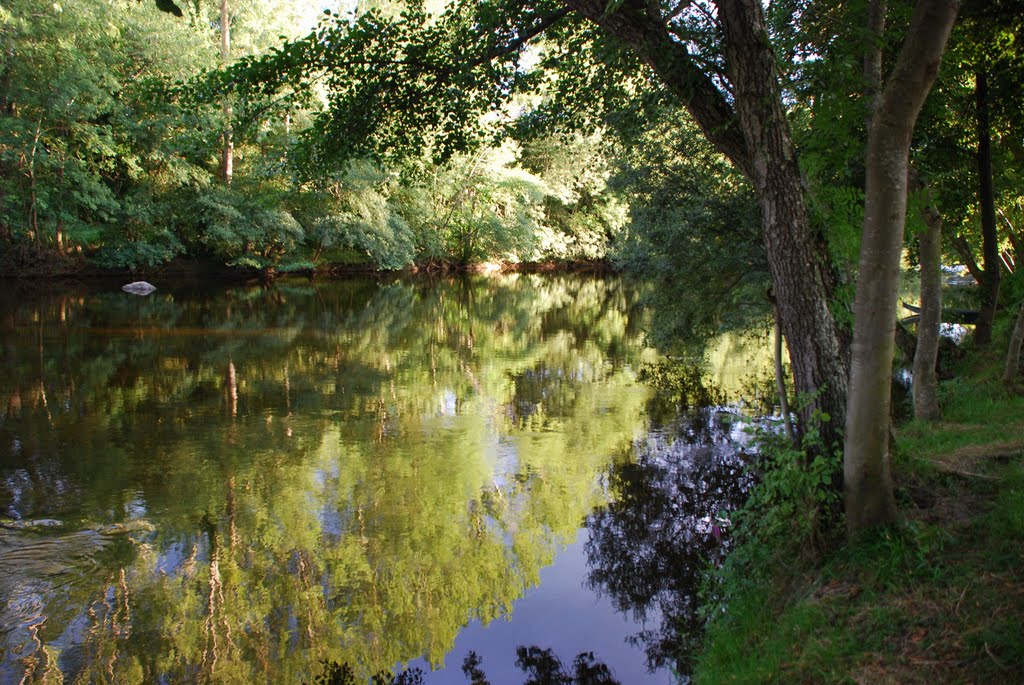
0 273 758 684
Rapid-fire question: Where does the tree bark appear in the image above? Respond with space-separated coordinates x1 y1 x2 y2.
559 0 752 175
844 0 958 537
912 170 943 421
1000 209 1023 265
863 0 888 124
1005 299 1024 386
951 234 984 284
975 69 999 345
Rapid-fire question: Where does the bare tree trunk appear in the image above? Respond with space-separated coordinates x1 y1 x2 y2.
1000 209 1023 265
975 69 999 345
220 0 233 186
913 171 943 421
1005 300 1024 386
951 234 984 283
844 0 958 537
28 118 42 244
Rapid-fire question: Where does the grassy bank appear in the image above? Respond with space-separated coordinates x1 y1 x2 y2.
693 353 1024 684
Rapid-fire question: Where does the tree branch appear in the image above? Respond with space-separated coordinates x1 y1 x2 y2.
952 234 983 283
559 0 751 176
474 6 573 67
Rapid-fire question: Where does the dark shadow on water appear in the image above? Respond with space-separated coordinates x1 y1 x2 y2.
584 404 756 674
310 648 622 685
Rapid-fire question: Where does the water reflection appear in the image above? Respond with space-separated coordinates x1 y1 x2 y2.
585 409 755 674
0 274 759 684
0 274 655 683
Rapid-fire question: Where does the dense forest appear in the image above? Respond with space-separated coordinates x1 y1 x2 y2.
3 0 1024 680
0 0 639 275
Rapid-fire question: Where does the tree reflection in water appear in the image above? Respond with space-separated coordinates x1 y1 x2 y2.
310 647 622 685
0 277 761 683
0 274 656 683
585 403 756 674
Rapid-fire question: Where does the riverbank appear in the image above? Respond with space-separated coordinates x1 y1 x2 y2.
0 247 616 280
693 351 1024 684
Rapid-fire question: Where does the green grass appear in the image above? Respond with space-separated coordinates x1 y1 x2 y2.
897 354 1024 466
693 368 1024 685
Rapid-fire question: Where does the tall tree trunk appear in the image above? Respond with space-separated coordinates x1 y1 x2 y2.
975 69 999 345
220 0 234 186
912 171 943 421
1004 299 1024 386
844 0 958 537
28 118 42 244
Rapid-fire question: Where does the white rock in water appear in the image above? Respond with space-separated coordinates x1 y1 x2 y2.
122 281 157 295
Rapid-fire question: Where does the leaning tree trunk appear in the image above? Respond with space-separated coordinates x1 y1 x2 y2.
560 0 850 447
913 171 943 421
844 0 958 537
1005 300 1024 386
974 69 999 345
718 0 850 447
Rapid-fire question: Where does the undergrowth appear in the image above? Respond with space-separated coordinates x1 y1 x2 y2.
692 366 1024 684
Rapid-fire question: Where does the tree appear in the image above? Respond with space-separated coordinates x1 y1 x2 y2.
610 109 764 353
224 0 849 448
916 0 1024 344
843 0 958 536
543 0 851 450
1005 298 1024 385
912 174 944 422
220 0 234 185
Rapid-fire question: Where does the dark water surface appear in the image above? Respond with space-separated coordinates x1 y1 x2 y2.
0 274 752 684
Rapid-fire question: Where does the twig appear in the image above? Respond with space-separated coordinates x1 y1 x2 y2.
954 580 971 617
984 643 1010 672
927 461 999 481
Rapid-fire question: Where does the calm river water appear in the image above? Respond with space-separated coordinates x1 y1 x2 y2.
0 273 755 684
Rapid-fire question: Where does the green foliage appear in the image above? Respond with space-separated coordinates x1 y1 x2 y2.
692 406 844 672
0 0 128 249
191 183 304 270
518 134 627 263
393 147 547 266
611 112 764 351
227 0 558 168
696 350 1024 684
731 411 842 556
914 1 1024 269
291 163 416 270
695 459 1024 684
